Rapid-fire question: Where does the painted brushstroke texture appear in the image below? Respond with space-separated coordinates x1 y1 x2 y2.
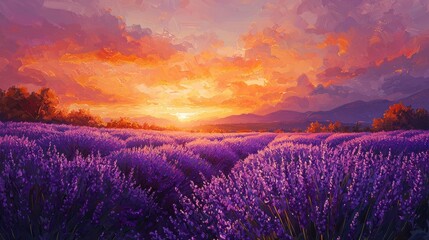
1 0 429 120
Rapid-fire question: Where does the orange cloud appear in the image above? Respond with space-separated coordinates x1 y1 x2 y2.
320 35 349 56
2 0 429 122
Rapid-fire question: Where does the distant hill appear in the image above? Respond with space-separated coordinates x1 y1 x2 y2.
212 110 307 125
209 99 394 125
120 88 429 131
132 115 175 126
263 110 307 122
208 88 429 126
306 99 393 123
399 88 429 110
212 113 265 125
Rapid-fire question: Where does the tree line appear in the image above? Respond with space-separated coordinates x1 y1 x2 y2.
0 86 166 130
1 86 427 132
306 103 429 133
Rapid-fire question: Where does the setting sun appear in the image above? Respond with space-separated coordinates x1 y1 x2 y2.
174 112 194 122
1 1 429 239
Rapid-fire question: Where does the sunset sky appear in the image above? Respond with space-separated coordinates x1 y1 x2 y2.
1 0 429 121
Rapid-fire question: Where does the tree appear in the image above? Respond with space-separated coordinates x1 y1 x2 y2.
51 109 69 123
0 85 167 131
307 121 323 133
372 103 429 131
1 86 32 121
412 108 429 129
106 117 142 129
37 88 59 120
65 109 104 127
307 121 344 133
0 86 60 122
0 89 5 120
327 121 343 132
352 122 362 132
26 88 59 121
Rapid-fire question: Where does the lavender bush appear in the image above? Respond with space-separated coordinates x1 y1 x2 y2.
186 139 239 173
108 147 188 211
102 128 139 141
222 133 276 159
1 121 428 239
153 145 214 185
270 133 331 147
342 132 429 155
158 143 429 239
324 132 368 147
38 129 125 160
125 134 176 149
0 144 157 239
0 123 59 140
0 135 43 165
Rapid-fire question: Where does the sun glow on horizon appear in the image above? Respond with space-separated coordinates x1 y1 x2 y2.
174 112 195 122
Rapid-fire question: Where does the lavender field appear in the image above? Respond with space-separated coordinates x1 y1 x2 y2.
0 121 429 239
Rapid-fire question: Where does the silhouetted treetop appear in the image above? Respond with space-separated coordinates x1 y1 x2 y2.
372 103 429 131
0 86 165 130
0 86 59 121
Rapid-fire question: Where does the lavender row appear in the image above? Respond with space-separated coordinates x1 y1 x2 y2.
158 143 429 239
0 121 428 239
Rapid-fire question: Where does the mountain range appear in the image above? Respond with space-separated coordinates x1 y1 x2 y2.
208 88 429 125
